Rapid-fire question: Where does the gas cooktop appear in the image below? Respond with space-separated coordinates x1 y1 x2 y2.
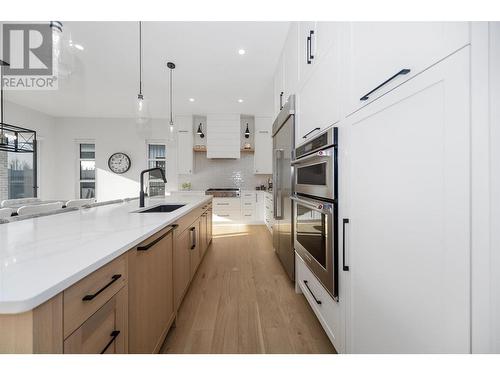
205 188 241 198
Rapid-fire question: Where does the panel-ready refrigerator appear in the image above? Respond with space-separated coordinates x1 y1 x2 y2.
272 95 295 281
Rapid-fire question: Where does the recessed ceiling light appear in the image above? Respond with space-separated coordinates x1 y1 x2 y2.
238 99 244 103
238 49 246 55
73 44 84 51
189 98 195 102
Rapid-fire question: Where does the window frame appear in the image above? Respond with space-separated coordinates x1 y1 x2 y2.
146 141 167 197
76 140 96 199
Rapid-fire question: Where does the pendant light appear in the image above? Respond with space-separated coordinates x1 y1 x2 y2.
196 122 205 138
244 122 250 138
167 61 176 142
136 21 150 126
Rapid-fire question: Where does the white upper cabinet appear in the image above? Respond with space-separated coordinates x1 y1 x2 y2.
296 24 342 145
254 117 273 174
344 47 471 353
347 22 470 115
273 56 285 118
206 114 240 159
176 115 193 174
282 22 299 104
298 21 317 86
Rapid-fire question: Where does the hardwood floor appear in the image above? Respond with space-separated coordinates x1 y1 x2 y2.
161 225 336 354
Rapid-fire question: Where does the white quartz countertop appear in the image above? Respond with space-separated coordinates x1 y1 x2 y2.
0 195 212 314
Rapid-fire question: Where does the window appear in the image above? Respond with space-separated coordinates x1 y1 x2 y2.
79 143 96 199
147 143 166 197
6 151 35 199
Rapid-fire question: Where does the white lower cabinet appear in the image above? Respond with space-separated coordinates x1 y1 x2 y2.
296 253 343 352
212 193 267 224
343 47 471 353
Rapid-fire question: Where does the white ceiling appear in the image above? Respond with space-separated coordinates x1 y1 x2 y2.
2 21 290 118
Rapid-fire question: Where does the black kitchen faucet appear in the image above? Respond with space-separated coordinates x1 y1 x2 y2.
139 167 167 208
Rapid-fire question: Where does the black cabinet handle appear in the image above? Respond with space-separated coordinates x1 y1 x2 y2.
82 274 121 301
360 69 411 101
302 127 320 139
306 34 311 64
303 280 321 305
190 227 196 249
343 218 349 271
100 330 120 354
279 91 284 110
136 225 176 251
309 30 315 61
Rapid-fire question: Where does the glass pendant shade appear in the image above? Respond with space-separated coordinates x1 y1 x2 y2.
51 21 74 80
167 120 176 143
244 123 250 138
136 94 150 125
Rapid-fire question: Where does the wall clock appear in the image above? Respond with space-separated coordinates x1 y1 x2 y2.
108 152 131 174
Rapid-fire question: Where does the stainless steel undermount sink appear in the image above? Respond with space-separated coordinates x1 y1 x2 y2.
136 204 185 213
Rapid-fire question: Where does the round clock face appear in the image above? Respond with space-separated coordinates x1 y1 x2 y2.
108 152 131 174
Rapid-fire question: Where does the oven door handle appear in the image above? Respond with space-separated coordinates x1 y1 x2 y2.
290 195 332 215
273 149 284 220
291 149 332 165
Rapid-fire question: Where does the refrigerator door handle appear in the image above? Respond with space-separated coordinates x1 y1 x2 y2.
273 149 284 219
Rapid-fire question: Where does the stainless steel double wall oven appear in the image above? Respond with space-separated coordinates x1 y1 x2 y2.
292 128 339 300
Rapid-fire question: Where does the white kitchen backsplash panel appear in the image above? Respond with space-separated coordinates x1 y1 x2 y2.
178 153 271 190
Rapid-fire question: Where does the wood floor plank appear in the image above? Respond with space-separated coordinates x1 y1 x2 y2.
162 225 335 354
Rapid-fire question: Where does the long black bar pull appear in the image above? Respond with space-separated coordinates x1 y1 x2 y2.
100 330 120 354
82 274 121 301
303 280 322 305
342 218 350 271
360 69 411 101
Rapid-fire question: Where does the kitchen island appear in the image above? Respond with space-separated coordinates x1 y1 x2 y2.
0 194 213 353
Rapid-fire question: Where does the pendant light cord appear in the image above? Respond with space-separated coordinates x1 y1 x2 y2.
169 67 173 125
139 21 143 97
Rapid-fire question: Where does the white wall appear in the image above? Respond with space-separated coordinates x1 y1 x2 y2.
53 117 179 201
3 100 58 200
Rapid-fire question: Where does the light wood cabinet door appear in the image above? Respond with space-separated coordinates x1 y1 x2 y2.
174 228 192 310
207 206 213 244
64 287 127 354
199 213 208 258
128 227 175 353
189 220 201 279
345 47 470 353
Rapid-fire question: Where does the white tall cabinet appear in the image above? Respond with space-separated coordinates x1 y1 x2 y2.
271 21 491 353
176 115 193 174
344 47 471 353
254 117 272 174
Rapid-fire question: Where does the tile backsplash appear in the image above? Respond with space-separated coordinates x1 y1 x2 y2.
178 152 271 191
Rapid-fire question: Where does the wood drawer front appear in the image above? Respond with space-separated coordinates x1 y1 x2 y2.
64 286 128 354
63 255 127 338
296 253 339 349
